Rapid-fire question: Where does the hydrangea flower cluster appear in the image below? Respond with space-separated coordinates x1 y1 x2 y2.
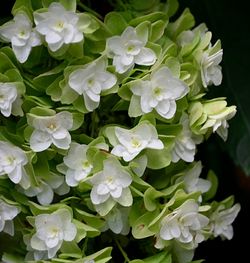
0 1 240 262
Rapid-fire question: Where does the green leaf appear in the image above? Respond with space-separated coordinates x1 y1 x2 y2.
70 112 84 131
104 12 127 35
167 8 195 40
144 187 165 211
131 210 158 239
146 137 173 169
203 170 218 201
129 12 167 27
165 0 179 18
150 20 168 42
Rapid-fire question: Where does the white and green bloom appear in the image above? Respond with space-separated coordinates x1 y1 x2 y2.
62 142 93 187
0 82 20 117
34 2 83 52
157 200 209 249
68 59 117 111
29 111 73 152
22 173 69 205
171 114 198 163
176 162 211 201
189 99 236 141
106 26 156 73
89 157 133 215
201 48 223 88
0 12 41 63
129 67 189 119
30 209 77 259
0 199 20 236
108 122 164 162
209 203 240 240
0 141 30 189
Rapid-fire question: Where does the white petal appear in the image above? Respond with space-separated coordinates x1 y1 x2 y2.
30 130 52 152
37 183 54 205
134 47 156 66
52 132 71 149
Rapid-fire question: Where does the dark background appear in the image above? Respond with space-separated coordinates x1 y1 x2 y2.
1 1 250 262
177 0 250 262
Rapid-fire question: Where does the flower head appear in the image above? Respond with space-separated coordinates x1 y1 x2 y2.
34 2 83 52
22 173 69 205
0 12 41 63
106 26 156 73
29 111 73 152
89 157 133 215
0 199 20 236
201 48 223 88
62 143 93 187
209 203 240 240
0 141 29 188
171 114 197 163
0 82 19 117
129 67 189 119
68 59 117 111
189 99 236 141
176 162 211 201
30 209 77 259
157 200 209 249
108 122 164 162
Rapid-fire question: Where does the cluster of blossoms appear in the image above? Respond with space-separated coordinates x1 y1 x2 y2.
0 0 240 262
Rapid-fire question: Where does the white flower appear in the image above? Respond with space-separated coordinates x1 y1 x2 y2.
129 67 189 119
62 142 93 187
29 111 73 152
106 26 156 73
201 48 223 88
209 203 240 240
0 12 41 63
34 2 83 52
68 59 117 111
0 141 29 189
158 200 209 248
22 173 69 205
0 83 18 117
171 114 197 163
176 162 211 201
109 122 164 162
30 209 77 259
0 199 20 236
89 157 133 214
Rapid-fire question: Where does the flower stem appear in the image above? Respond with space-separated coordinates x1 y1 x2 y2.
115 238 130 263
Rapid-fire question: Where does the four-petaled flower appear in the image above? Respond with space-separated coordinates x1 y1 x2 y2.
0 199 20 236
107 122 164 162
209 203 240 240
129 67 189 119
34 2 83 52
29 111 73 152
0 12 41 63
0 141 29 189
30 209 77 259
68 59 117 111
62 142 93 187
106 26 156 73
157 199 209 249
89 157 133 215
